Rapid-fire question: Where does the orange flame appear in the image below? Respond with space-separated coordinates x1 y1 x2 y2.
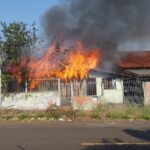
9 58 27 83
28 45 56 89
55 43 100 80
28 42 100 90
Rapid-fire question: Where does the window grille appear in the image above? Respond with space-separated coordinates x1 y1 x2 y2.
102 78 116 90
87 78 96 95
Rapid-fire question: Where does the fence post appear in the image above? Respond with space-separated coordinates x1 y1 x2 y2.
58 79 61 106
71 81 74 107
25 80 28 93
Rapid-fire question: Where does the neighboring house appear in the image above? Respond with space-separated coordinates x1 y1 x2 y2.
118 51 150 76
118 51 150 106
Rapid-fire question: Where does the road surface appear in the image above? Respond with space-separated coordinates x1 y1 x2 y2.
0 120 149 150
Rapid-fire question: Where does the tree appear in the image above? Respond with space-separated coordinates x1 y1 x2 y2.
0 22 37 85
0 36 3 100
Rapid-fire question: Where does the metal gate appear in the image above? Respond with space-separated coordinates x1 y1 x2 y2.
60 79 96 106
123 78 144 105
60 80 72 106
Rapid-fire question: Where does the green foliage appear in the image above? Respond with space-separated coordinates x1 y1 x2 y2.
106 110 130 119
0 21 38 86
91 111 101 120
1 21 37 64
140 106 150 120
17 113 31 121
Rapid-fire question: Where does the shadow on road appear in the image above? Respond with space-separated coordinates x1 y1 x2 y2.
82 129 150 150
82 145 150 150
17 145 26 150
124 129 150 141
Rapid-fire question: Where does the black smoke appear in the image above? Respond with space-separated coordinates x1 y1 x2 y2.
42 0 150 49
42 0 150 70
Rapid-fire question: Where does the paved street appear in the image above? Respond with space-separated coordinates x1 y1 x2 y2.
0 121 149 150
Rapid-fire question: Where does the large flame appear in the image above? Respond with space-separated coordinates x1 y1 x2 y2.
9 58 27 83
55 43 100 80
9 42 100 90
28 45 56 89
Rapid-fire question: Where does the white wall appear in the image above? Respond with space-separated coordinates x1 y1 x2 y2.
100 78 124 104
1 91 61 110
1 77 125 110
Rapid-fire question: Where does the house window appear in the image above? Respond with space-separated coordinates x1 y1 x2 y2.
102 78 116 90
87 78 96 95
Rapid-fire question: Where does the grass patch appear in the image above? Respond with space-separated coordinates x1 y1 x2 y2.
0 105 149 121
140 106 150 120
90 111 101 120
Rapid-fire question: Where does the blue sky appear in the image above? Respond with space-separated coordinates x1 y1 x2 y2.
0 0 58 29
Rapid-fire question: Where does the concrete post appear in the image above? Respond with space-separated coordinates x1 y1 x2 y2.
143 82 150 105
57 79 61 106
25 80 28 93
96 78 102 96
82 79 87 96
71 81 74 107
96 78 102 103
121 79 124 104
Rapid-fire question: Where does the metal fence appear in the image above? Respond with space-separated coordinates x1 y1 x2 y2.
123 78 144 105
2 77 149 106
2 80 25 93
1 78 97 97
30 78 59 92
1 78 59 93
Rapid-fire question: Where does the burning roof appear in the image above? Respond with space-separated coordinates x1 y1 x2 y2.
117 51 150 69
28 42 100 90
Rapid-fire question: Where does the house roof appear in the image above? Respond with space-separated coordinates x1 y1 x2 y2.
125 68 150 77
118 51 150 69
90 51 150 78
89 69 134 78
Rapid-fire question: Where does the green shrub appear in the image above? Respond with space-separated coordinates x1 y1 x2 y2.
91 112 101 120
140 106 150 120
106 111 127 119
17 113 31 120
2 115 14 120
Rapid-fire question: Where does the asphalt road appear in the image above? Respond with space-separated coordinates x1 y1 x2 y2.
0 121 150 150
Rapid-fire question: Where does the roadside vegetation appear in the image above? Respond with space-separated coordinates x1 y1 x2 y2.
0 104 150 122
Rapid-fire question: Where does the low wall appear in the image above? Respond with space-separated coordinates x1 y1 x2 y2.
103 89 124 104
73 96 99 110
1 91 61 110
102 79 124 104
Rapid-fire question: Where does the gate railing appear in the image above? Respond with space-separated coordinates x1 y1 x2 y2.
123 78 144 104
1 78 97 97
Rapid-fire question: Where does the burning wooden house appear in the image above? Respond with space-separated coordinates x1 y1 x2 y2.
1 46 150 110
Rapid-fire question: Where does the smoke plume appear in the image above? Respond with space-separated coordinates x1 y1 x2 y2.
42 0 150 71
42 0 150 50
